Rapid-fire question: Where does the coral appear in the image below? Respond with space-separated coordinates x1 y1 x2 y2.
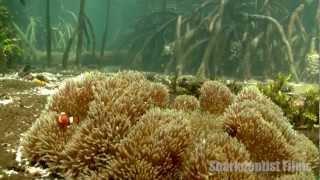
199 81 235 114
172 95 200 111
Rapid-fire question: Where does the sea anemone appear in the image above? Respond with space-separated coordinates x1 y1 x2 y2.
109 108 191 179
20 111 76 167
20 72 319 179
54 80 169 178
21 71 171 179
105 159 158 179
289 133 320 169
48 72 107 122
235 87 286 121
233 87 320 167
181 132 253 180
172 95 200 111
57 111 129 178
199 81 234 114
93 72 169 122
148 83 170 108
234 86 262 103
223 102 298 162
187 111 224 139
234 87 297 140
223 96 319 177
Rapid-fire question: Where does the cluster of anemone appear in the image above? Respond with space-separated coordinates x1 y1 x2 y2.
199 81 235 114
172 95 200 111
21 72 319 179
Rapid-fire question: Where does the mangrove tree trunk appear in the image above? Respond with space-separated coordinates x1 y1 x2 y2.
75 0 86 66
100 0 111 58
46 0 52 67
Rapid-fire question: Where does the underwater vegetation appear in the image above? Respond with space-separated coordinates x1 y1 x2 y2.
20 71 319 179
258 74 320 128
0 4 23 72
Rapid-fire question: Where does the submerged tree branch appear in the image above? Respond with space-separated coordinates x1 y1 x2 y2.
46 0 52 67
84 14 96 57
246 14 300 81
100 0 111 58
11 22 38 59
287 3 305 41
197 0 226 79
62 28 77 69
75 0 86 66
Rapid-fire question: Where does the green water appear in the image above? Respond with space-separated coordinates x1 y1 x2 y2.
0 0 319 82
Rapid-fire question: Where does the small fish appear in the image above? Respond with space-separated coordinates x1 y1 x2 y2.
57 112 69 128
57 112 79 128
69 116 80 124
32 79 47 86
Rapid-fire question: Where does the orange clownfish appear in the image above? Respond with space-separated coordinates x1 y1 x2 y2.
57 112 79 128
58 112 69 128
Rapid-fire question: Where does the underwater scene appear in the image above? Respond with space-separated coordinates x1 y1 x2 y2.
0 0 319 179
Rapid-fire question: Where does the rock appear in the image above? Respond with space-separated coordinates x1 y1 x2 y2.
25 167 50 177
2 169 18 176
23 74 34 81
0 98 13 106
